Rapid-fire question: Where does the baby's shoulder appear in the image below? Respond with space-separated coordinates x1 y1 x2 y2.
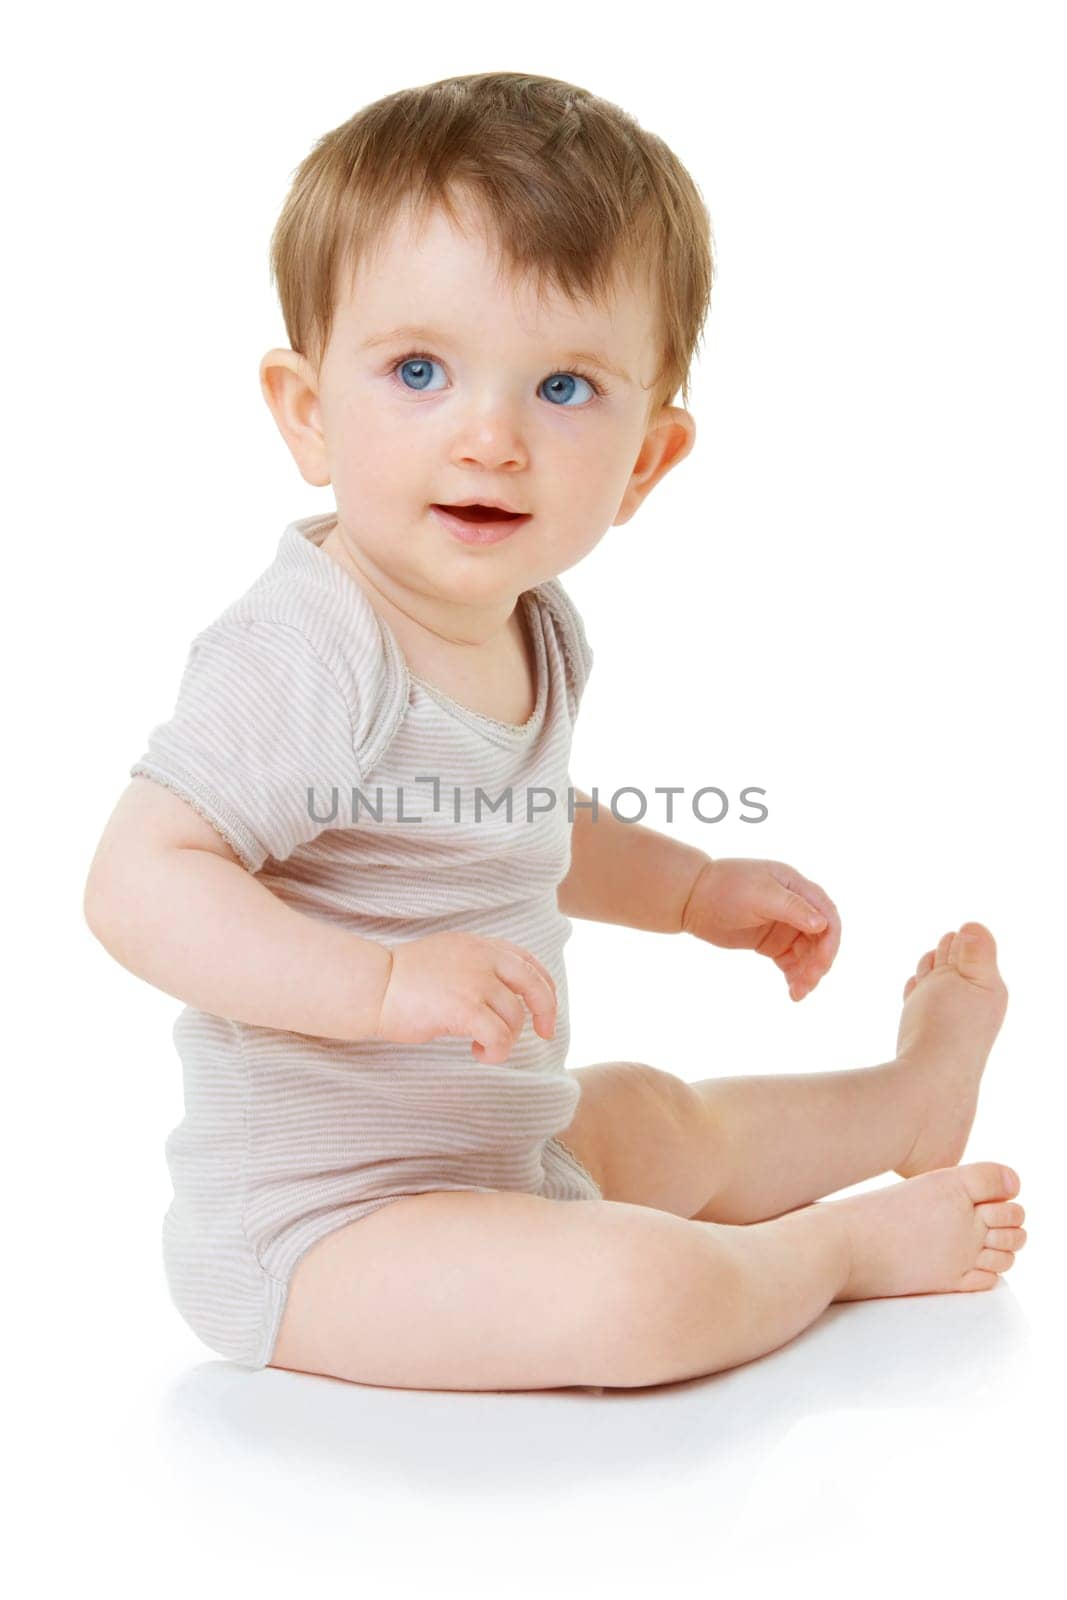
214 567 369 679
531 575 595 723
191 552 408 778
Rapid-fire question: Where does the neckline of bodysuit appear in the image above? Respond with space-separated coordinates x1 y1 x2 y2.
282 514 550 745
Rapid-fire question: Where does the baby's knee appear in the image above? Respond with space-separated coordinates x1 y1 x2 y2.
589 1059 699 1119
600 1061 712 1150
590 1206 737 1388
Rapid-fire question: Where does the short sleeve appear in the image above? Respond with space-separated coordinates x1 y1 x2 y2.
130 620 363 874
538 578 594 725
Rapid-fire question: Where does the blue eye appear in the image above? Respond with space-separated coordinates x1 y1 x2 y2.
396 355 446 392
539 372 597 406
390 352 602 403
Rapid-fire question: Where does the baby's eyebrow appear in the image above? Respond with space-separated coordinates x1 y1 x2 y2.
562 349 632 384
360 324 632 384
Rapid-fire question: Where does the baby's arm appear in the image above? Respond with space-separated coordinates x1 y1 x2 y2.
557 787 711 933
86 776 557 1059
557 786 840 998
84 776 392 1040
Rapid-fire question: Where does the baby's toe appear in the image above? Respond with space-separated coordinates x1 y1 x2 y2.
915 949 937 980
953 921 999 983
934 931 955 967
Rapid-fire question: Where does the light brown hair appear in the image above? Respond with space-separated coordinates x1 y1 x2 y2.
268 70 716 415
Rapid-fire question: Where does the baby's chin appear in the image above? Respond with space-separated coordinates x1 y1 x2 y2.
330 506 568 604
362 537 538 612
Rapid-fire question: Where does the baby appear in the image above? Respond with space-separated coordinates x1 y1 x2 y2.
84 71 1025 1392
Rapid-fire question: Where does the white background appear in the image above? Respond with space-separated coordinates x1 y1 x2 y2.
8 0 1063 1593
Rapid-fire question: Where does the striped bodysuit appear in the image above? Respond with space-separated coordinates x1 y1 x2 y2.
131 512 602 1368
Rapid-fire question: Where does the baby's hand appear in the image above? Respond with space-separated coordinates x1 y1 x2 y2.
373 931 558 1064
681 857 841 1001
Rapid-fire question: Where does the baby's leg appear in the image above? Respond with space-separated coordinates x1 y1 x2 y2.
267 1162 1024 1392
560 922 1009 1227
691 921 1009 1222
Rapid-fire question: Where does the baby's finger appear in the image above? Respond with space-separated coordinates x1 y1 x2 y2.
779 935 808 965
791 956 831 999
486 980 527 1040
769 884 827 938
787 955 825 999
499 941 557 999
497 951 557 1036
775 935 810 978
794 880 841 964
798 938 832 983
801 916 844 985
470 1003 518 1064
759 921 803 961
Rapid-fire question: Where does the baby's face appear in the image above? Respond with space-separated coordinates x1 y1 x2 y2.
264 195 693 612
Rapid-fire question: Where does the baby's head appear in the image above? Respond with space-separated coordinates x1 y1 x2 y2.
259 71 715 611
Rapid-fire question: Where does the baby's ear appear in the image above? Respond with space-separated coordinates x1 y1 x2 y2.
614 406 696 525
258 348 331 488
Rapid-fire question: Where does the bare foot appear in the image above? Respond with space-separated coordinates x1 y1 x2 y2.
826 1162 1026 1300
892 922 1008 1179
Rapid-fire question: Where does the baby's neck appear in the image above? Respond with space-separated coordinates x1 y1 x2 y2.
319 520 522 656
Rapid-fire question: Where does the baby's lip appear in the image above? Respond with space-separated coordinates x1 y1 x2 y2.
433 499 529 517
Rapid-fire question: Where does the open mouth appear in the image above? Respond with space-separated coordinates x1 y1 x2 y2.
430 503 532 544
432 503 526 522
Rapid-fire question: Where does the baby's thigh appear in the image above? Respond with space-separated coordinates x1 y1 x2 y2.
269 1188 722 1391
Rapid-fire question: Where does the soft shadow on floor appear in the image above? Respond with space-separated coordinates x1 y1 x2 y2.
158 1284 1030 1501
